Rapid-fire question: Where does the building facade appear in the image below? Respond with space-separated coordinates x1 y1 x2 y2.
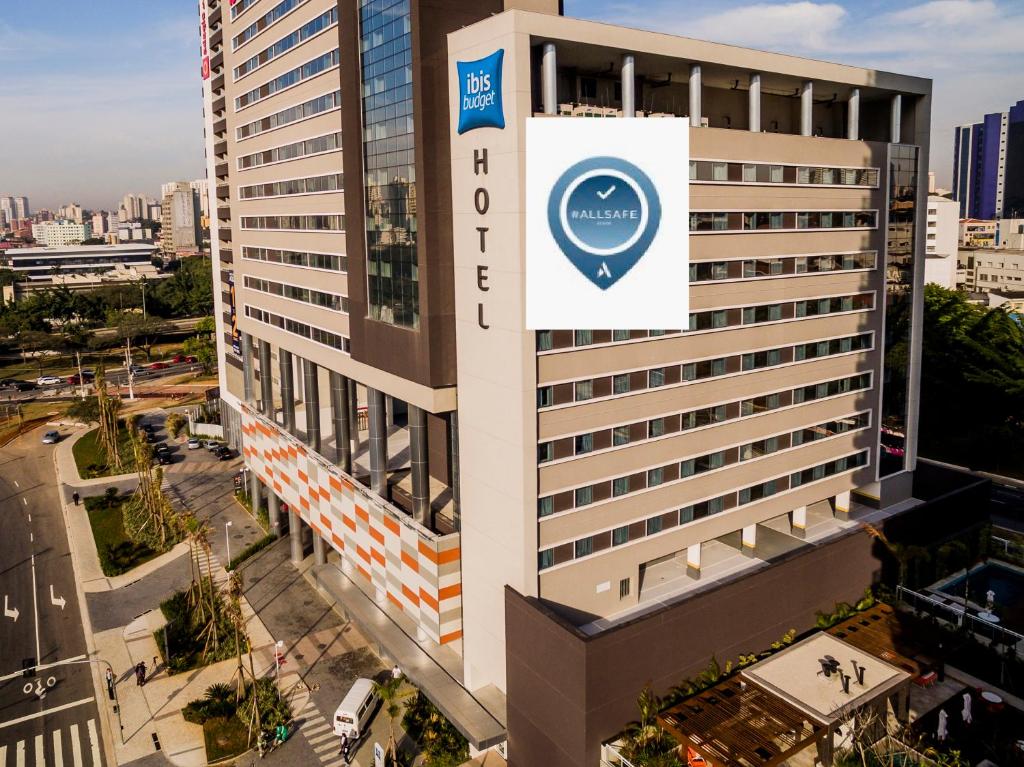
31 220 93 247
160 181 202 257
958 246 1024 293
953 98 1024 219
924 195 958 288
200 1 930 762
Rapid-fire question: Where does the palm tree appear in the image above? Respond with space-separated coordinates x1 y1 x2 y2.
373 674 412 763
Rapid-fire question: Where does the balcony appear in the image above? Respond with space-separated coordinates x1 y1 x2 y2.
216 183 230 201
218 228 232 244
219 248 233 265
211 72 225 94
212 95 225 115
215 162 228 179
213 118 226 136
210 28 223 53
214 140 227 159
209 5 221 27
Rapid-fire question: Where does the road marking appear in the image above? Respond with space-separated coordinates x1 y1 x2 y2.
23 497 28 506
34 733 45 767
31 551 41 667
0 697 93 730
49 585 66 610
30 532 34 543
3 594 18 622
53 729 63 767
16 739 25 767
0 745 5 766
0 654 87 684
14 480 19 487
87 720 100 766
69 725 82 767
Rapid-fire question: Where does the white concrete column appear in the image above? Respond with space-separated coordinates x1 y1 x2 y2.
890 93 902 143
800 80 813 136
790 505 807 538
688 64 702 127
267 490 281 538
847 87 860 140
541 42 557 115
258 339 273 417
621 54 635 117
290 512 304 564
313 532 327 566
834 490 852 518
742 524 757 557
241 332 255 403
748 73 761 132
686 543 702 579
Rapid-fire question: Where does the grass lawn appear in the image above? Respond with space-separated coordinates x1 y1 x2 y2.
0 402 66 445
85 494 159 576
202 716 251 762
73 424 137 478
0 341 186 382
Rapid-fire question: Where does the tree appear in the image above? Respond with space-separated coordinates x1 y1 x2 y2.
183 334 215 373
373 675 413 763
194 316 216 336
109 311 171 360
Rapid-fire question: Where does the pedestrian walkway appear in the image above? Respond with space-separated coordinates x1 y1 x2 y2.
291 696 349 767
0 718 103 767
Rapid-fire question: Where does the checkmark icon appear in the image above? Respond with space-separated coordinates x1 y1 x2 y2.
596 185 616 200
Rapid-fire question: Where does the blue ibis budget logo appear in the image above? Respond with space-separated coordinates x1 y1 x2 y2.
457 49 505 134
547 157 662 290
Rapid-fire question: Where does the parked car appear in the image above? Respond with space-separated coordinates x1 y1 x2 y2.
187 437 201 450
67 372 94 385
156 452 172 465
36 375 63 386
149 362 169 370
140 423 155 434
333 678 380 740
204 440 222 452
216 446 234 461
154 443 171 456
171 354 185 363
128 364 145 374
41 430 60 444
144 431 157 443
183 355 198 363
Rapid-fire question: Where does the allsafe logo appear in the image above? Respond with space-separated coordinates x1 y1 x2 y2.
457 50 505 134
526 118 689 330
547 157 662 290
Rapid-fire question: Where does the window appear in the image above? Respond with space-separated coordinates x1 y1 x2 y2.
538 496 554 517
237 90 341 140
647 517 663 535
689 161 697 180
574 433 593 455
619 578 631 599
649 418 665 438
614 374 631 394
679 506 694 524
613 477 630 497
648 467 664 487
539 549 554 570
575 486 593 507
575 538 593 558
712 162 728 181
680 459 695 478
536 331 553 351
235 49 340 109
648 368 665 387
537 387 553 408
613 526 629 546
742 164 757 182
613 329 630 341
575 380 594 402
613 426 630 446
538 443 553 463
770 165 784 183
574 330 593 346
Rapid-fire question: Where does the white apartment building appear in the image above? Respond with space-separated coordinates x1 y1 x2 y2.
31 220 93 247
960 247 1024 292
923 195 958 288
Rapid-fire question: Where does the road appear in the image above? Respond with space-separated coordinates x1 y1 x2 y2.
0 428 105 766
990 481 1024 533
0 360 208 403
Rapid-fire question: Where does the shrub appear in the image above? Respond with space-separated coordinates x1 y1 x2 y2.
402 691 469 767
227 534 276 571
235 678 291 733
165 413 186 438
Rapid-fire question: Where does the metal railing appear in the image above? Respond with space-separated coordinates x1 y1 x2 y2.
896 584 1024 656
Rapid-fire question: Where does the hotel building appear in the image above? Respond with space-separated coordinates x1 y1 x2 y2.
199 1 931 763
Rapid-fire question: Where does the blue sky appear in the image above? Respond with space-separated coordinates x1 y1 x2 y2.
2 0 1022 209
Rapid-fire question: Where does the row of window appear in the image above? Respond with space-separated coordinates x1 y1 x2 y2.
234 8 337 79
690 210 877 232
236 90 341 141
239 214 344 231
537 372 872 464
233 0 309 49
230 0 259 20
235 49 339 110
689 161 879 187
691 252 876 283
238 132 341 170
538 451 870 570
689 293 873 332
243 275 349 313
538 332 872 412
238 173 343 200
245 305 349 352
241 246 347 272
538 412 871 516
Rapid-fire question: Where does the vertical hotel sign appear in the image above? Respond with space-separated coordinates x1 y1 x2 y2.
199 1 210 80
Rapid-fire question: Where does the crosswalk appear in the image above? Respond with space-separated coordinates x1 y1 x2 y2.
0 719 102 767
293 697 348 767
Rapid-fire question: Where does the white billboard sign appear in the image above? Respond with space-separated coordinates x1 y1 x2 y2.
526 118 689 330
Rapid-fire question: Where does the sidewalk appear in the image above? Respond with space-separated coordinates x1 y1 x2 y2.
53 413 303 767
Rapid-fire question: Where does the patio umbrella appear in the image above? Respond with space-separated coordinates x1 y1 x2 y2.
962 692 972 725
937 710 948 742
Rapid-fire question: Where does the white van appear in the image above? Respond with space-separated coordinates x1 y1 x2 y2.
333 678 379 739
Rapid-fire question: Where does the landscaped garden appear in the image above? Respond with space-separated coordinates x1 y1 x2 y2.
157 573 247 674
72 422 136 478
85 489 160 575
183 677 291 763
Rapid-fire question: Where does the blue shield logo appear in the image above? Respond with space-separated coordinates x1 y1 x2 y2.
547 157 662 290
457 50 505 134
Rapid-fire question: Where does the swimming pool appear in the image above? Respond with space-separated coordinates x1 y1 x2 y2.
936 561 1024 633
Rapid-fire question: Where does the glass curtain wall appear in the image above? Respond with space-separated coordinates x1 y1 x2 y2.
879 144 918 477
358 0 419 328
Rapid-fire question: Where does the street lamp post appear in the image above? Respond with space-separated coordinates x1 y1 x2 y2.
275 640 284 678
225 520 233 565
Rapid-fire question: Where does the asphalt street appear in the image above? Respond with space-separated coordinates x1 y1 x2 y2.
989 481 1024 532
0 427 104 766
1 360 204 403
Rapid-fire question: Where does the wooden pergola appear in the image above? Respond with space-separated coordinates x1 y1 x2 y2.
657 676 825 767
825 603 925 678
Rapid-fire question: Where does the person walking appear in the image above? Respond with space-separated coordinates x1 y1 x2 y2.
105 667 114 699
340 733 350 765
72 491 80 506
134 663 143 686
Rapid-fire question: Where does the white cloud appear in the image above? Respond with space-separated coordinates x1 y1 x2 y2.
683 2 848 51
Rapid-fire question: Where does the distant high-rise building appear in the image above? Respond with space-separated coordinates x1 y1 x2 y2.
60 203 84 224
32 220 93 247
0 197 14 225
924 195 959 289
190 179 210 218
13 197 29 220
953 99 1024 219
160 181 201 258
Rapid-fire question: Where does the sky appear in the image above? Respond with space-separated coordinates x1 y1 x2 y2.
1 0 1022 210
